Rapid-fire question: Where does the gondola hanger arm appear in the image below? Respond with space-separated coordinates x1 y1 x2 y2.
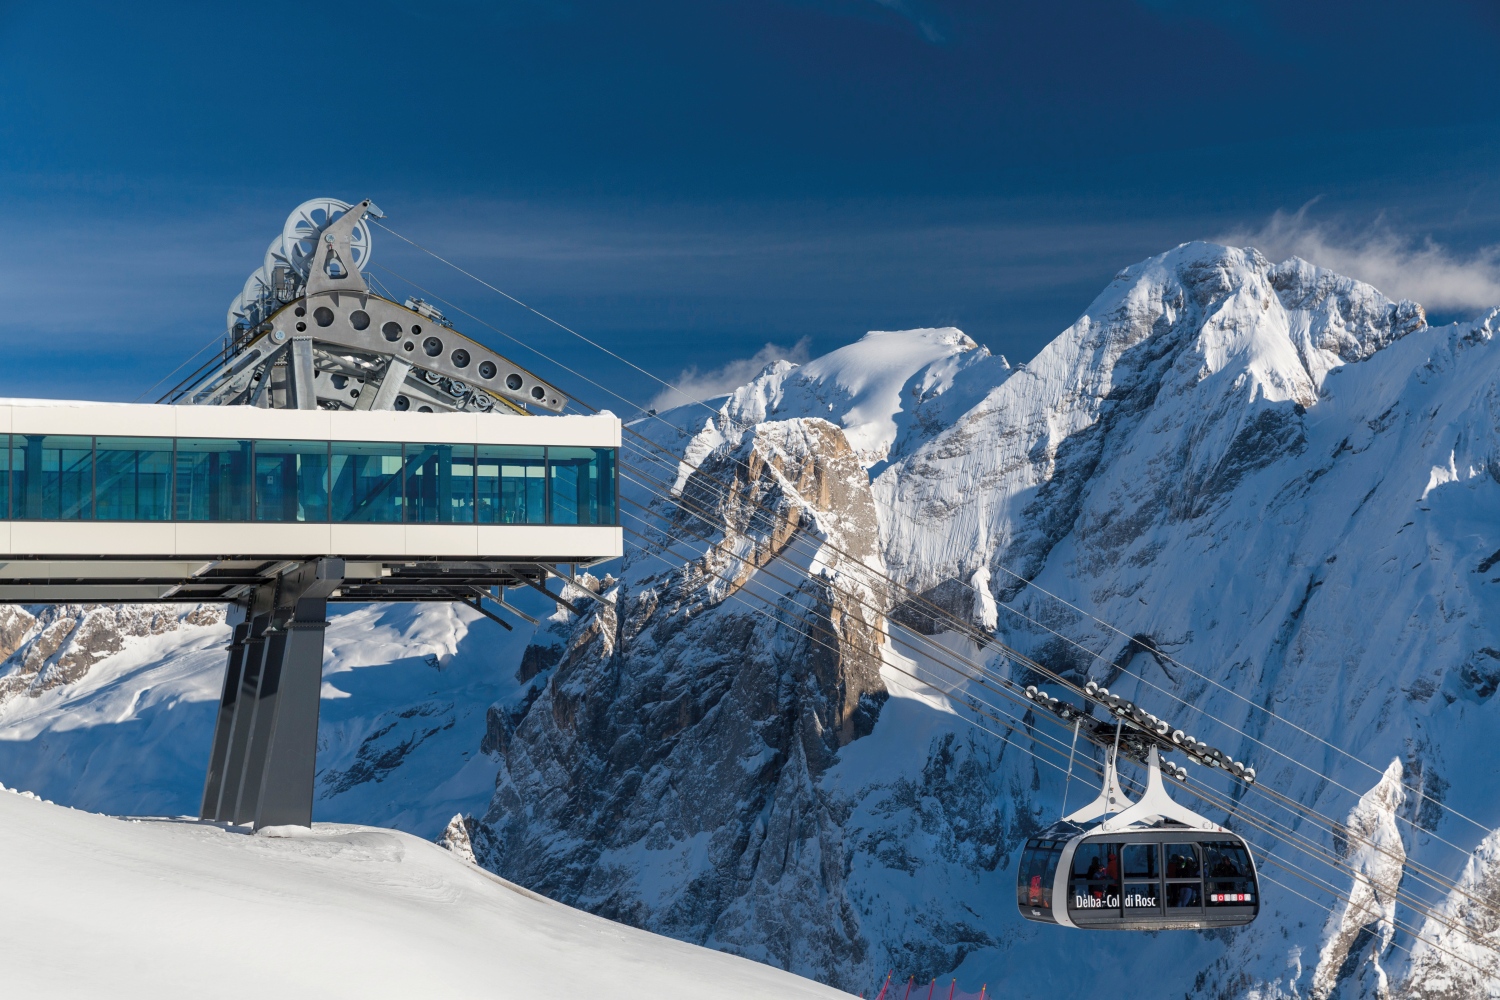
1098 747 1224 833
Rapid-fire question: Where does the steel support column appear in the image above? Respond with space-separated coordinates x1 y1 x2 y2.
253 592 335 828
199 608 249 818
233 623 289 823
201 583 275 822
199 560 343 829
249 559 342 829
218 610 274 822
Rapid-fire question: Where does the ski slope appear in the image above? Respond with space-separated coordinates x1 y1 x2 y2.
0 785 850 999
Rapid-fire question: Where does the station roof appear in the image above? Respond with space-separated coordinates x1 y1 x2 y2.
0 399 620 448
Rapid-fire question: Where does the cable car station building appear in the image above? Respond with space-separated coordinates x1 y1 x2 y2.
1 197 622 832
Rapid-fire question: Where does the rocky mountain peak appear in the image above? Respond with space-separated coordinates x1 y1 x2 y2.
472 412 892 981
719 327 1003 470
1269 254 1427 385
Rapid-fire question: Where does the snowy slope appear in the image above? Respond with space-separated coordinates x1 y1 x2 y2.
0 598 545 835
0 785 849 999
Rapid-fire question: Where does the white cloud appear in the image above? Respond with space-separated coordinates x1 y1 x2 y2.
646 338 812 414
1221 204 1500 312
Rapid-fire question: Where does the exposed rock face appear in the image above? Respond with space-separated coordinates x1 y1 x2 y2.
475 418 890 985
1312 759 1408 1000
0 604 224 704
1270 256 1427 383
1400 828 1500 1000
438 812 479 864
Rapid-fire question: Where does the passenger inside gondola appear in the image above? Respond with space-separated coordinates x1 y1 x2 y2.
1070 843 1121 908
1167 882 1202 908
1166 843 1202 909
1166 844 1200 878
1203 841 1255 906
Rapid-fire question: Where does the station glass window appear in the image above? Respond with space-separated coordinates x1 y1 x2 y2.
404 443 475 524
547 446 615 525
175 439 252 521
7 434 31 521
1165 842 1203 909
0 433 618 526
330 442 404 523
254 440 330 522
477 445 546 524
95 437 173 521
11 435 95 521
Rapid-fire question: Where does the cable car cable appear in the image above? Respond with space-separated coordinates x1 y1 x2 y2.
615 423 1473 852
615 473 1489 935
366 226 1500 934
617 489 1488 953
617 435 1497 902
615 528 1494 967
614 459 1500 928
373 224 1487 850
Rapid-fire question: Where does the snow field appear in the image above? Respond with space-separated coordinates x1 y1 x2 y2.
0 786 851 999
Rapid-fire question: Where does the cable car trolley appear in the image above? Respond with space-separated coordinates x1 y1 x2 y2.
1016 746 1260 931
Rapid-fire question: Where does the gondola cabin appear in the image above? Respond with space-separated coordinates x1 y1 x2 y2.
1017 747 1260 930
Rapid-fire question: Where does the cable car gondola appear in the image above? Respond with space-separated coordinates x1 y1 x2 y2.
1016 746 1260 930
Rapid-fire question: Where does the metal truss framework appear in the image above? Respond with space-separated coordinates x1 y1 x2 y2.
167 198 566 418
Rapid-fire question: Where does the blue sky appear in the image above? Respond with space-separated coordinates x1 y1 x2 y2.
3 0 1500 410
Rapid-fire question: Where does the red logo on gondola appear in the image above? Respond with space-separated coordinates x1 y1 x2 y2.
1211 893 1253 902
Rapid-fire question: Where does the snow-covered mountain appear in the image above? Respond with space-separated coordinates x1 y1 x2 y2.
4 241 1500 998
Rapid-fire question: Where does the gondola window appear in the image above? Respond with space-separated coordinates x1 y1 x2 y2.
1165 843 1203 909
1016 839 1064 913
1203 841 1255 906
1122 843 1160 910
1069 842 1121 912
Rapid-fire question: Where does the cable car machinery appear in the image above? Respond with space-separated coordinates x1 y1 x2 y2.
162 198 566 418
1014 678 1261 931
